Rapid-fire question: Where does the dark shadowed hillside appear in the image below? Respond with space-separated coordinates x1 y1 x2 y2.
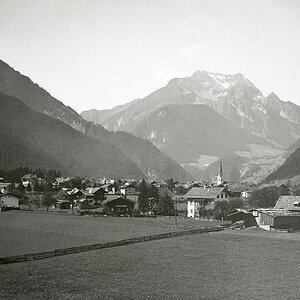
0 59 191 181
266 146 300 182
0 92 145 178
0 131 62 171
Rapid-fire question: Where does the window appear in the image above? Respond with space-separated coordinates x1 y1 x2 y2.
190 209 193 213
221 194 223 198
225 194 227 198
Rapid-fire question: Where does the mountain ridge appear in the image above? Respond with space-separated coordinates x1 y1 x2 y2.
0 59 191 181
0 92 145 178
84 70 300 149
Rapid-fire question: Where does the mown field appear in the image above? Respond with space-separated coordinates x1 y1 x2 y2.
0 210 225 256
0 211 299 299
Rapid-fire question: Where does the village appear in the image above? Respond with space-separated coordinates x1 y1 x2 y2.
1 161 300 233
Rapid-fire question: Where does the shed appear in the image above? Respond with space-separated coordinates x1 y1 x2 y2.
0 193 20 211
227 209 256 228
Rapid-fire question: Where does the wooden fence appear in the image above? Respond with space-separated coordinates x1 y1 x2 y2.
0 226 222 265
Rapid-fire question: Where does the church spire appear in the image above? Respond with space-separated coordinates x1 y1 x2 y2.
216 159 224 186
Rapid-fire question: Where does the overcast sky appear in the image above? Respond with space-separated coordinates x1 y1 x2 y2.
0 0 299 112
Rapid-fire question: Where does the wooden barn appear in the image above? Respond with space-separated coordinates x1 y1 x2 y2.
251 209 300 231
227 209 256 228
105 197 135 216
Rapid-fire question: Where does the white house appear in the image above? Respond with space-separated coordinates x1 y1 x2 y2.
185 187 230 218
119 183 137 196
0 193 20 211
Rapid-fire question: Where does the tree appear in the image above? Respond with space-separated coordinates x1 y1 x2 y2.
137 179 148 213
147 185 159 214
26 183 32 192
174 185 188 195
166 178 175 192
66 177 85 189
42 192 55 212
213 198 244 220
6 183 16 193
157 195 174 216
249 187 279 208
18 180 25 193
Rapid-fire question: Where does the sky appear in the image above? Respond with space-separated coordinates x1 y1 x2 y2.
0 0 300 112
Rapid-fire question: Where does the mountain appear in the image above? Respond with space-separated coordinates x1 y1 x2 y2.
81 70 299 181
265 145 300 182
0 59 191 181
97 71 300 149
0 92 145 178
132 104 266 158
131 104 283 181
81 98 140 124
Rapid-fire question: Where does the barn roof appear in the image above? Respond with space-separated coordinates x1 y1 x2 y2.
227 208 252 217
252 208 300 217
184 187 226 200
274 196 300 210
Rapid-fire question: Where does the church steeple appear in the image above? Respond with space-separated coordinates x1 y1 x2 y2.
216 159 224 186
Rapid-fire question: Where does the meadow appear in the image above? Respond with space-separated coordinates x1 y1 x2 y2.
0 211 299 299
0 210 225 256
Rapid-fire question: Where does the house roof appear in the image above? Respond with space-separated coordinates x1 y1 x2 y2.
252 208 300 217
102 196 134 205
158 187 174 198
274 196 300 210
80 190 94 197
184 187 226 200
86 187 103 194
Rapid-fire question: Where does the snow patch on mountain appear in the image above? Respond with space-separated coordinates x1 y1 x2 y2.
207 72 231 88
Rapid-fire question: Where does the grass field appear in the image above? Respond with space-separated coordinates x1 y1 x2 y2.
0 211 225 256
0 211 299 299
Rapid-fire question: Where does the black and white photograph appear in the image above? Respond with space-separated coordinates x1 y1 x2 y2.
0 0 299 299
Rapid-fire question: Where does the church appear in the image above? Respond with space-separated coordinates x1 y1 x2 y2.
185 159 230 218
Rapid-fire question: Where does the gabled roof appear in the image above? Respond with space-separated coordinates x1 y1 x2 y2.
252 208 300 217
274 196 300 210
80 190 94 197
157 187 174 198
86 187 103 194
184 187 226 199
119 183 136 189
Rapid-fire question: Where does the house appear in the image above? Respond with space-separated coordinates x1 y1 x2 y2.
52 177 71 189
0 181 11 192
274 196 300 212
185 187 230 218
227 184 252 199
85 187 106 205
119 183 137 196
100 183 116 195
103 196 135 216
77 190 95 207
0 193 20 211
